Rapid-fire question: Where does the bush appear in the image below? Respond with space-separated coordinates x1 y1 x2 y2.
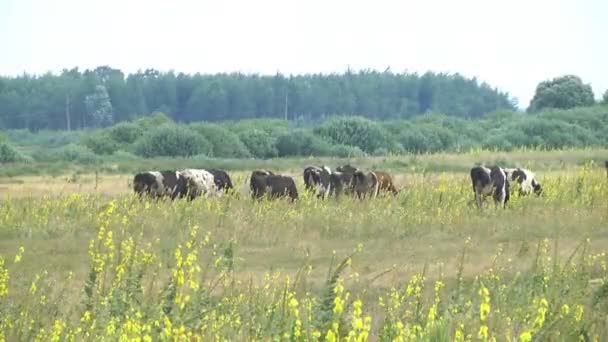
275 130 333 157
82 133 119 155
108 122 144 144
135 112 173 130
314 116 393 153
228 119 290 137
189 123 250 158
134 125 212 158
0 142 27 163
238 129 277 158
41 144 100 164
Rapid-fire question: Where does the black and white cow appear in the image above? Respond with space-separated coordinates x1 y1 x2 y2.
470 166 510 208
208 169 234 194
133 170 183 200
504 168 542 196
179 169 219 200
303 166 332 198
250 170 298 201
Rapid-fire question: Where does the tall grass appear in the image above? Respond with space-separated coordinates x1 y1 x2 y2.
0 162 607 340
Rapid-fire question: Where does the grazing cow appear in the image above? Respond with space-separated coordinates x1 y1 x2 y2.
352 170 379 200
303 166 332 198
336 164 358 174
179 169 218 200
373 171 398 196
470 166 510 208
250 171 298 201
504 168 542 196
208 169 234 193
329 165 358 198
133 170 183 200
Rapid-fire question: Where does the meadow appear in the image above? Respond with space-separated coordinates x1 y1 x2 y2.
0 150 607 341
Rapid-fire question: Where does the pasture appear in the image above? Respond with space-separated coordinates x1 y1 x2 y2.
0 151 607 341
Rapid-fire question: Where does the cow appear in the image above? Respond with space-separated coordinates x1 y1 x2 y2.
133 170 183 200
179 169 218 200
336 164 358 174
352 170 379 200
208 169 234 194
373 171 398 196
329 165 358 198
504 168 542 196
470 166 510 208
303 166 332 198
250 171 298 201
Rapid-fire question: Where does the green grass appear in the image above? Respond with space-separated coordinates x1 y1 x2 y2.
0 153 607 340
1 147 607 177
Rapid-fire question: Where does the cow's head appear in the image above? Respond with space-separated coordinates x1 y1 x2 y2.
532 179 543 196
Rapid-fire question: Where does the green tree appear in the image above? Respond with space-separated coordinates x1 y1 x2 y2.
85 85 114 127
602 89 608 105
528 75 595 112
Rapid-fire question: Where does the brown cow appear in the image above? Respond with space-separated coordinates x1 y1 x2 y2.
373 171 398 196
352 170 379 200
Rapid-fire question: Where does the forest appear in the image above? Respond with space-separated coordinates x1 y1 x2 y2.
0 67 516 130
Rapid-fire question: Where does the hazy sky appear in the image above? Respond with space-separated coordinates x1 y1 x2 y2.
1 0 606 108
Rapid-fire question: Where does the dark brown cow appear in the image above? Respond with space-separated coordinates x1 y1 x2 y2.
373 171 398 196
352 170 379 200
250 171 298 201
329 165 358 198
208 169 234 193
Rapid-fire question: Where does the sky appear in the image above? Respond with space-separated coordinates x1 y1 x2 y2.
0 0 606 108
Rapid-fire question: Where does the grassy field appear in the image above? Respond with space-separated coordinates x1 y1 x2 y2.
0 150 607 341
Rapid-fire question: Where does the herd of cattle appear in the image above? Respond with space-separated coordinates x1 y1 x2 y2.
132 164 542 208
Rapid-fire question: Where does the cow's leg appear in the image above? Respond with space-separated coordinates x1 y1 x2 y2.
475 190 483 209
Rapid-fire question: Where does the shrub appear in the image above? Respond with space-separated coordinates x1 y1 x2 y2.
314 116 393 153
135 112 173 130
189 123 250 158
228 119 290 137
82 133 119 155
0 142 27 163
275 130 334 157
108 122 144 144
134 125 212 158
238 129 277 158
42 144 100 164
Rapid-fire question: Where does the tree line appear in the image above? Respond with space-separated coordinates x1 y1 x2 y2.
0 67 517 130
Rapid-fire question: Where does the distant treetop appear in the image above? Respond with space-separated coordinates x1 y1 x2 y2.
0 67 515 130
